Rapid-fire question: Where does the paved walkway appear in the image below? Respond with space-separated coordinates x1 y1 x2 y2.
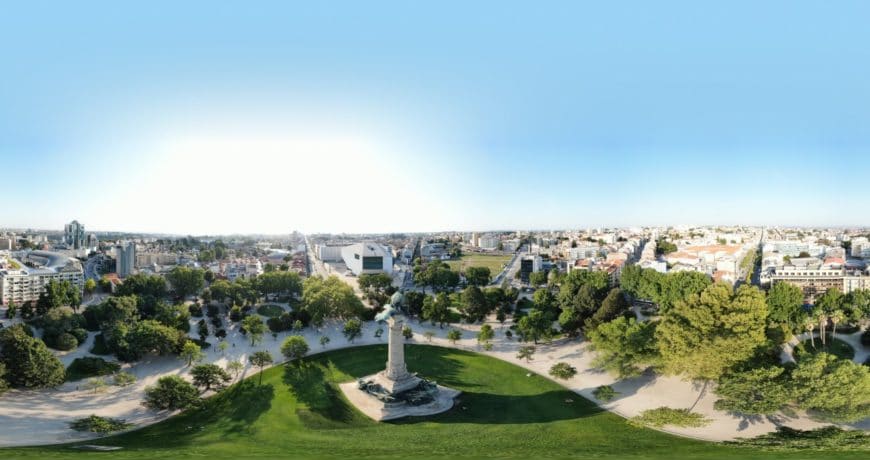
0 311 867 447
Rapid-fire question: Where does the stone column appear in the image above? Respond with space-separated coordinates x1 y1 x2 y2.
384 316 408 380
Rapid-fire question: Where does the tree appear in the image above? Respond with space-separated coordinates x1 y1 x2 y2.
517 345 536 362
460 285 491 322
358 273 393 292
790 353 870 422
424 331 435 342
36 279 78 315
302 276 365 326
179 340 205 366
446 329 462 344
343 319 362 343
477 324 494 346
144 375 200 410
402 325 413 339
226 360 244 381
585 288 629 331
0 363 7 394
813 288 844 346
422 293 451 328
280 335 310 362
767 282 806 333
319 335 331 348
190 364 231 392
655 283 768 381
83 376 108 394
587 316 658 378
0 325 65 388
465 266 491 287
805 317 817 349
249 351 273 384
404 291 425 317
830 309 845 337
242 315 266 346
516 310 551 344
217 341 229 356
197 319 209 342
714 366 792 415
528 271 547 288
549 362 578 380
84 278 97 297
166 266 206 299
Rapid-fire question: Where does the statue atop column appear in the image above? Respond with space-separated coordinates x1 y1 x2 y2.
341 290 460 420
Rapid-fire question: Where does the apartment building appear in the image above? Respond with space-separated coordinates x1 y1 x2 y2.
0 251 84 305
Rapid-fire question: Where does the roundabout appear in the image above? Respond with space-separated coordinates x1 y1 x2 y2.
3 344 867 459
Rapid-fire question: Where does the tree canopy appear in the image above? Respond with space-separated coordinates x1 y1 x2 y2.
655 283 768 381
587 316 658 378
0 324 66 388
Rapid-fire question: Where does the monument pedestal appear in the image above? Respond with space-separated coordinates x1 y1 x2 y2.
340 300 460 421
340 379 461 421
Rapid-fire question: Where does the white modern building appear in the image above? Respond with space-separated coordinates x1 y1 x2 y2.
341 242 393 276
0 251 84 305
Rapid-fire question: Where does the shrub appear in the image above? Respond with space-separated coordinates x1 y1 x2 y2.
53 332 79 351
631 407 710 428
257 304 284 317
593 385 619 402
402 325 413 339
69 415 132 434
66 357 121 382
549 362 578 380
70 328 89 345
113 372 137 387
89 333 111 355
144 375 200 411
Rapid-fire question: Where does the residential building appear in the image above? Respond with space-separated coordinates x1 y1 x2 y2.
0 251 84 305
116 241 136 278
64 220 86 250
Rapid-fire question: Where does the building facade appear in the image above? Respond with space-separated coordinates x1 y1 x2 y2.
341 242 393 276
64 220 86 250
0 251 84 305
116 241 136 278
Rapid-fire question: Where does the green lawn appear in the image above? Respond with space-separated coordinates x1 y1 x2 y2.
797 337 856 361
445 254 512 276
255 304 285 318
3 345 866 459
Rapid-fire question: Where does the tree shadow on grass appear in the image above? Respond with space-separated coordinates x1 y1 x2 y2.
393 389 604 425
105 380 275 449
282 362 361 428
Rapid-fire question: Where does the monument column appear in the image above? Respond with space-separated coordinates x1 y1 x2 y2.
385 316 408 380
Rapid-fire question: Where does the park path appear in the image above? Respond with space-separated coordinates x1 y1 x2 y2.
0 310 867 447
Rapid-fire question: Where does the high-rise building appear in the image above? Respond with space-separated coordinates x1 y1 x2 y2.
116 241 136 278
64 220 86 249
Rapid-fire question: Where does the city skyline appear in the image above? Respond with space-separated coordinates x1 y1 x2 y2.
4 1 870 234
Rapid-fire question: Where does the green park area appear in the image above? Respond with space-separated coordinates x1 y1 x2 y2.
444 254 512 276
4 345 866 460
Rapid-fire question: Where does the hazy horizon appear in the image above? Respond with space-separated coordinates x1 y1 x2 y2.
4 1 870 235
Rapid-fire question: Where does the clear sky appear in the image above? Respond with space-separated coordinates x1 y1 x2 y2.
2 1 870 235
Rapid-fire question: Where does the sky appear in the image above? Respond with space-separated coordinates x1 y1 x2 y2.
2 1 870 235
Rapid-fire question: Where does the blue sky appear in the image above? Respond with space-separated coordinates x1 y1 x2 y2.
2 1 869 234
